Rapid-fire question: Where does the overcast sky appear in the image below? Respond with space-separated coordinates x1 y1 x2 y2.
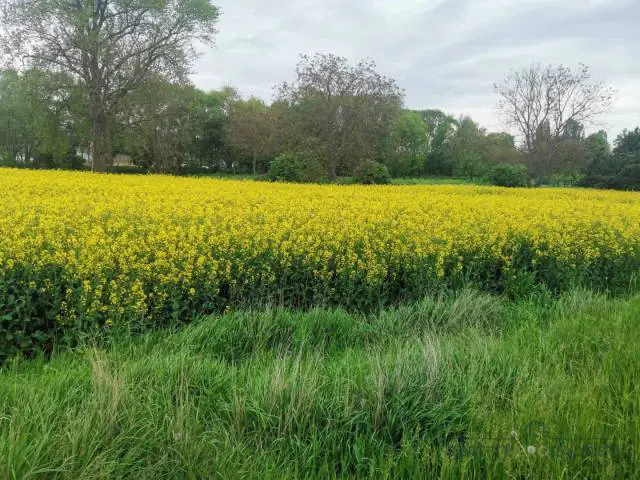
192 0 639 139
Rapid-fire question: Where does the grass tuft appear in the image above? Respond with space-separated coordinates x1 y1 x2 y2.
0 289 638 478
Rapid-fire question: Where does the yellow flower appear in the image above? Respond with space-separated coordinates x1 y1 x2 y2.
0 168 637 326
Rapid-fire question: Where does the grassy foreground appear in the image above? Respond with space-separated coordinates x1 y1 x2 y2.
1 289 639 479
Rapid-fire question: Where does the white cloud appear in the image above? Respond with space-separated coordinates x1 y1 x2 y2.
192 0 640 139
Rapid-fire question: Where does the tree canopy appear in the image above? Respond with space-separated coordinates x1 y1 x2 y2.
0 0 220 171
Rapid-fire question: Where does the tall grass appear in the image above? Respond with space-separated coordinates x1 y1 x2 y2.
0 289 638 478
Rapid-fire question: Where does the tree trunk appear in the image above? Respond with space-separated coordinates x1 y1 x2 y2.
91 104 111 172
327 154 337 180
252 151 257 175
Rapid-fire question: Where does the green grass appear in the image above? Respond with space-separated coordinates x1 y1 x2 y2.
1 289 638 479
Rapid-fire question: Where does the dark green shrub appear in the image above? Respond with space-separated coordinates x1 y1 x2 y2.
354 160 391 185
486 163 528 187
548 172 584 187
578 175 612 189
60 152 88 170
268 152 325 183
177 166 215 176
387 155 422 178
106 165 147 174
614 164 640 190
579 164 640 190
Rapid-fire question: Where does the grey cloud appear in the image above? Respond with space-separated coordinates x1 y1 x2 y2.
194 0 640 137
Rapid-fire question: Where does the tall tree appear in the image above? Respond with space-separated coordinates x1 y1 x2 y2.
555 119 587 175
0 69 76 165
478 132 524 167
227 97 275 175
116 80 197 172
276 53 403 179
190 87 238 170
449 116 485 178
389 110 429 177
0 0 219 171
583 130 611 176
494 63 614 177
417 109 456 175
612 127 640 169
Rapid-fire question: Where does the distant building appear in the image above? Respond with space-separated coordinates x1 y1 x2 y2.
79 146 134 168
113 154 133 167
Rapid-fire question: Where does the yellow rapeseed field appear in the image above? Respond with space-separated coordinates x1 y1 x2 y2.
0 168 639 352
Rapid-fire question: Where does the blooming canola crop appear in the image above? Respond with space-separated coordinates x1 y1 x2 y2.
1 168 639 342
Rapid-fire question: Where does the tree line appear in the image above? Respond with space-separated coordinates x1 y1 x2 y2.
0 0 638 188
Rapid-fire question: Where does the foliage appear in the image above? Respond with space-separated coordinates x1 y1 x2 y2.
0 0 220 171
419 109 457 175
1 58 629 189
579 164 640 191
478 132 525 168
448 117 489 179
1 169 639 357
581 127 640 189
613 127 640 158
118 82 206 173
227 96 276 174
187 87 239 171
276 53 404 179
388 111 429 177
487 163 529 187
268 151 325 183
0 290 639 478
452 150 485 179
353 160 391 185
583 130 612 175
0 69 77 165
547 172 585 187
615 164 640 189
390 177 484 185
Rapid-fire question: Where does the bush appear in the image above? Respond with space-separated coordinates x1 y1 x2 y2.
579 164 640 190
387 155 422 178
177 165 215 176
106 165 147 175
453 151 488 180
268 152 326 183
486 163 528 187
548 172 584 187
578 175 612 189
354 160 391 185
614 164 640 190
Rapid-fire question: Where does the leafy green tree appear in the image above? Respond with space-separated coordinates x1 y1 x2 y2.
114 81 232 173
554 119 587 176
227 97 276 174
450 116 485 179
190 87 238 170
488 163 528 187
268 151 325 183
354 160 391 184
478 132 524 167
612 127 640 166
1 0 220 172
583 131 611 175
580 128 640 190
276 53 403 179
389 110 429 177
0 69 77 165
417 109 457 175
